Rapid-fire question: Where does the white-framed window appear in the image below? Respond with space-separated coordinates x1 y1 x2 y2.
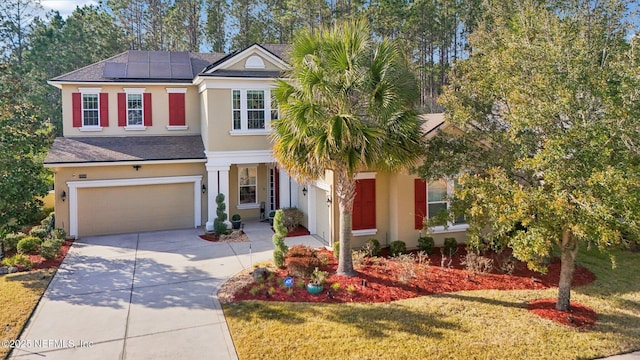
127 93 143 126
426 179 467 231
82 93 99 126
238 166 258 206
230 89 275 133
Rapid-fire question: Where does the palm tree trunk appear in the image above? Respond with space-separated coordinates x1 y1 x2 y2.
336 169 357 276
556 229 578 311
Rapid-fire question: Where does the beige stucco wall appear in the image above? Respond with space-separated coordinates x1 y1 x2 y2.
388 172 467 249
51 162 207 235
60 84 200 137
203 88 273 151
227 163 269 220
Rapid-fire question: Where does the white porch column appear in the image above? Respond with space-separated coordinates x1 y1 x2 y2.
307 185 317 234
205 164 230 231
279 170 291 208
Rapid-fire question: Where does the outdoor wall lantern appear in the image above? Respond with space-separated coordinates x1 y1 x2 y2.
61 190 67 202
302 186 308 196
202 184 207 194
326 196 332 207
132 165 142 171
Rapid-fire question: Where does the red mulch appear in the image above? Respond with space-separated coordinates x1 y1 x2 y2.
5 239 73 271
232 246 597 328
270 225 311 237
528 299 597 328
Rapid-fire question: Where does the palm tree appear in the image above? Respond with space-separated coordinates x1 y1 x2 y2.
271 20 425 276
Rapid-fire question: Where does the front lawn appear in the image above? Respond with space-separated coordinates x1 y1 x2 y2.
223 248 640 360
0 270 55 359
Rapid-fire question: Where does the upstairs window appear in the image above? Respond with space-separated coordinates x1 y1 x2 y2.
127 93 143 126
82 94 99 126
230 89 274 133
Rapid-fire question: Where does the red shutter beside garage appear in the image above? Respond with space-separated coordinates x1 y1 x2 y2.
414 179 427 229
353 179 376 230
117 93 126 126
72 93 82 127
99 93 109 127
144 92 152 126
168 93 186 126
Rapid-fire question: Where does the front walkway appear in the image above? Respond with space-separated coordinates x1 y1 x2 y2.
10 221 324 359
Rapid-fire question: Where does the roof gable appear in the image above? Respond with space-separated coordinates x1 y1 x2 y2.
202 44 288 76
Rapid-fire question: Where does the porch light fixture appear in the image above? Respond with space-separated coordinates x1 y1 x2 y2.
132 165 142 171
202 184 207 194
61 190 67 202
302 187 308 196
326 196 332 207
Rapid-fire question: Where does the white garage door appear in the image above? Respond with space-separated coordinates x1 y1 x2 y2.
77 183 194 237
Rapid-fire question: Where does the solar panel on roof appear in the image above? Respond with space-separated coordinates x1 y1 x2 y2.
171 52 190 64
126 62 150 78
149 51 170 63
171 64 193 79
103 62 127 78
150 63 171 78
128 50 149 63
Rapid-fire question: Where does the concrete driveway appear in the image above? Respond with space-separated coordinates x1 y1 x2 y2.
9 223 325 359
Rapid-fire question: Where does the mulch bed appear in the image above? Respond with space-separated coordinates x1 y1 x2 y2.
4 239 73 272
271 225 311 237
227 246 597 328
528 298 597 328
199 231 248 242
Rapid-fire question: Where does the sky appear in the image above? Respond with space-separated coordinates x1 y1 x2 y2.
41 0 99 18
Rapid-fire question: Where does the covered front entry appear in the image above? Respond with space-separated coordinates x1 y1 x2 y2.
68 176 203 238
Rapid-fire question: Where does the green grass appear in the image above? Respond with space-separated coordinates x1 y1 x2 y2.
0 270 55 359
223 248 640 360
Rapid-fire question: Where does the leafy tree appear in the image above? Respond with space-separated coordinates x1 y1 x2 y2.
0 0 41 65
204 0 228 52
0 101 53 233
272 20 424 276
417 0 639 311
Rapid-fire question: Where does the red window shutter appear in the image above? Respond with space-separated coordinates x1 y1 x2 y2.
353 179 376 230
117 93 126 126
414 179 427 229
144 93 152 126
99 93 109 127
168 93 186 126
72 93 82 127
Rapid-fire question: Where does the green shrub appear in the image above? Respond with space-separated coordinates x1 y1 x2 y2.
214 193 228 235
29 225 50 239
417 236 435 255
17 236 42 255
333 241 340 259
53 228 66 240
40 239 63 260
285 245 320 277
231 214 241 221
389 240 407 256
282 207 304 232
3 232 26 252
444 237 458 255
363 238 381 256
40 212 55 228
272 209 289 268
2 254 34 270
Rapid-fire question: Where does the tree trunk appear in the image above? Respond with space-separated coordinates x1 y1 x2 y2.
556 230 578 311
336 169 356 277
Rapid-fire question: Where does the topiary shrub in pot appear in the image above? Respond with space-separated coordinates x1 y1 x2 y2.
213 193 228 235
306 267 328 295
417 236 435 255
231 214 242 230
389 240 407 257
272 209 288 268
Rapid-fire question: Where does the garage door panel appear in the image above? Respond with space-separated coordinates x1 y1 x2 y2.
78 183 194 236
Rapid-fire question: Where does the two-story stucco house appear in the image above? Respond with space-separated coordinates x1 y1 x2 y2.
45 43 467 249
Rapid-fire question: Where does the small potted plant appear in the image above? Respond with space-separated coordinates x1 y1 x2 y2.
306 267 328 295
268 210 276 226
231 214 242 230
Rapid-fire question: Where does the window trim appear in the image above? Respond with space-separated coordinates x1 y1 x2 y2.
123 88 146 130
425 178 469 233
78 88 103 130
238 165 258 208
229 89 275 134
